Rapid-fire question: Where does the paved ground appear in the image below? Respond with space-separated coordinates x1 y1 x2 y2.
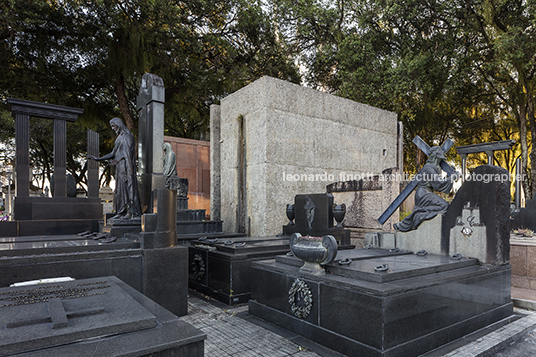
182 289 536 357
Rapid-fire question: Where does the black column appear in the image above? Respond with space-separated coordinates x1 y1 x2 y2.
53 119 67 197
87 129 99 198
15 113 30 197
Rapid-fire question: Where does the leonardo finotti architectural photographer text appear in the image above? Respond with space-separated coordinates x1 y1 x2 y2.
281 171 520 183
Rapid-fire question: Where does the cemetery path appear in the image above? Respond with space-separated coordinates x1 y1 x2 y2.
183 291 536 357
182 292 334 357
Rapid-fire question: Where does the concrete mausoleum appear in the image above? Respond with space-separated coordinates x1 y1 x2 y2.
211 76 398 237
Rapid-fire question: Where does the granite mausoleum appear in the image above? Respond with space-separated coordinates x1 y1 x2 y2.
211 76 398 237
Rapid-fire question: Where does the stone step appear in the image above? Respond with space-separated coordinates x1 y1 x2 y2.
177 209 206 222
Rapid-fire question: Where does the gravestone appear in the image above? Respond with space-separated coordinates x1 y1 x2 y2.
249 247 512 357
137 73 166 214
283 193 352 246
370 165 511 265
188 236 291 305
0 276 205 356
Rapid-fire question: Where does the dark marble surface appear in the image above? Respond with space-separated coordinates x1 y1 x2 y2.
249 250 513 356
0 237 139 257
143 246 188 317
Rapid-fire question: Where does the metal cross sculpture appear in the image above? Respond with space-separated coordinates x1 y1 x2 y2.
378 136 457 225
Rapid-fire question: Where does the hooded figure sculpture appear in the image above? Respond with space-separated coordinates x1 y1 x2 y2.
394 146 459 232
88 117 141 221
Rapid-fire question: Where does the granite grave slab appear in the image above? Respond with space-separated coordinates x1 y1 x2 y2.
0 276 205 356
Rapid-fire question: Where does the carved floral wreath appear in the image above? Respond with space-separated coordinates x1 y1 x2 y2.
192 254 206 280
288 279 313 319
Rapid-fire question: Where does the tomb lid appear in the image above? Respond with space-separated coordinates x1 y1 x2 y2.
325 252 477 283
0 276 157 355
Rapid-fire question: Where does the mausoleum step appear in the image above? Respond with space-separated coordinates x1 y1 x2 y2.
176 220 222 235
176 209 206 222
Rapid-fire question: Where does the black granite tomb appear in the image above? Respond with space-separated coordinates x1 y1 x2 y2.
249 248 512 357
283 193 352 246
0 276 205 356
188 236 291 305
0 234 188 317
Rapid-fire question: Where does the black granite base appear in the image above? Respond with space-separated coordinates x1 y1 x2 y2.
188 236 291 305
102 219 142 238
13 196 103 221
249 250 513 357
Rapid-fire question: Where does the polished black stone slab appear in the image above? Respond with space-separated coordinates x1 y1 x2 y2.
0 234 105 243
0 276 205 356
249 250 513 356
276 247 412 268
188 236 291 305
326 253 477 283
176 220 223 235
14 196 102 221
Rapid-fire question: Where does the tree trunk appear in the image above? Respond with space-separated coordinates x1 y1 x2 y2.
115 73 135 131
528 96 536 200
518 102 531 200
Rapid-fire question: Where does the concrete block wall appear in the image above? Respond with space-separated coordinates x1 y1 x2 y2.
212 76 398 236
511 239 536 290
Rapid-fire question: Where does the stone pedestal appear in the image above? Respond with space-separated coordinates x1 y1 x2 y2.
249 249 512 357
102 217 142 239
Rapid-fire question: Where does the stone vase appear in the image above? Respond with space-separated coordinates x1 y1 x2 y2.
286 204 295 226
332 203 346 228
290 233 338 275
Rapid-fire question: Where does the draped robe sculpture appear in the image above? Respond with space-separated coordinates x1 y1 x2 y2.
88 117 141 221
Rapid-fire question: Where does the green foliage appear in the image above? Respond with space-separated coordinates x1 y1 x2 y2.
1 0 536 194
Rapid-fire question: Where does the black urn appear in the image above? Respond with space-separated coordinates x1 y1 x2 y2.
286 204 295 226
332 203 346 228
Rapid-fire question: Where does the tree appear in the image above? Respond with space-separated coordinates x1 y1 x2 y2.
461 0 536 198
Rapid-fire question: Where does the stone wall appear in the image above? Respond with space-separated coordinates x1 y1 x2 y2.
211 76 398 236
327 167 400 232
